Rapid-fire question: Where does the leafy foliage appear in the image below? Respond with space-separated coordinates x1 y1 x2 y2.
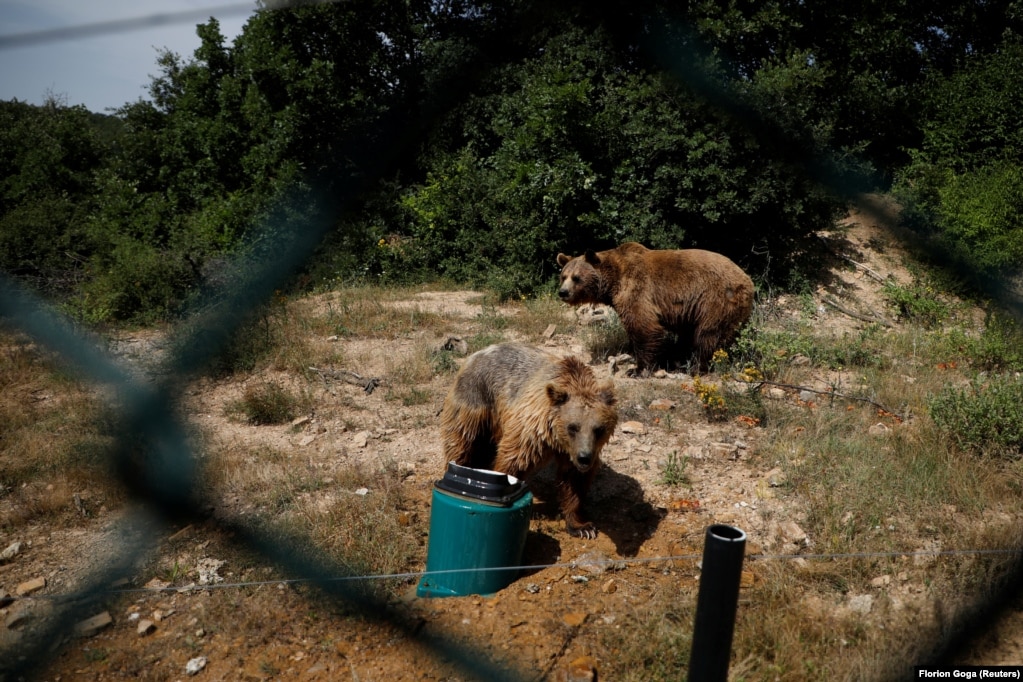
0 98 104 293
3 2 1023 320
894 39 1023 285
930 374 1023 456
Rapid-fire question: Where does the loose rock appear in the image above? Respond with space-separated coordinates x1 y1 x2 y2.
620 421 646 435
0 541 21 563
565 655 598 681
16 577 46 596
185 656 208 676
847 594 874 615
868 422 891 436
75 611 113 637
561 612 587 627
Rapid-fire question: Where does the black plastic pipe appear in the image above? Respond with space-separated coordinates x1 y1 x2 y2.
688 524 747 682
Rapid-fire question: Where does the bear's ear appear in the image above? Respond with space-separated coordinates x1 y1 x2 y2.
598 387 616 407
546 384 570 406
556 253 572 267
584 249 601 265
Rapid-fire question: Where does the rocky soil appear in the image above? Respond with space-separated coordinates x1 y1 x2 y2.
2 198 1022 680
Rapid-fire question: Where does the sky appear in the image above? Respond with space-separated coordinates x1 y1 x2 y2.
0 1 258 113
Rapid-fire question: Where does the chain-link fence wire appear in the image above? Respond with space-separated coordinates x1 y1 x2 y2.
2 1 1023 678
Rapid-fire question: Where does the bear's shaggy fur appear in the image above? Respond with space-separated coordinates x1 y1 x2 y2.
557 242 754 374
439 343 618 538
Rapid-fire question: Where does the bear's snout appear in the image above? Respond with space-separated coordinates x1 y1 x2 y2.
557 287 570 300
575 451 594 470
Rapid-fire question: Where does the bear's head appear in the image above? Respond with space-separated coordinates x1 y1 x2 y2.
556 250 602 305
545 357 618 472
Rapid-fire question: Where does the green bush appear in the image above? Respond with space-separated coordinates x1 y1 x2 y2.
400 27 840 298
963 313 1023 372
929 374 1023 456
882 279 950 328
233 380 301 425
934 163 1023 275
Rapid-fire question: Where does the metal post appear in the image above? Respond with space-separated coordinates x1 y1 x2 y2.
688 524 747 682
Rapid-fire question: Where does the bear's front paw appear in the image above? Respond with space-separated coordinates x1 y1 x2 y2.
567 522 598 540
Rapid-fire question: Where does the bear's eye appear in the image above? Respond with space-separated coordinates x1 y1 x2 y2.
593 426 606 439
571 275 581 283
567 424 580 436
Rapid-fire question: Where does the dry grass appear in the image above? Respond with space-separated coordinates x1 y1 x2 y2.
13 274 1023 681
598 297 1023 679
0 331 119 529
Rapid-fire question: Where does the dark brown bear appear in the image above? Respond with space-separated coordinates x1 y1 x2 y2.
439 343 618 538
557 242 754 374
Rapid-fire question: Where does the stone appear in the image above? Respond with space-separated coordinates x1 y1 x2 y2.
574 551 613 575
565 656 598 681
561 612 587 627
153 608 176 622
0 541 21 563
648 398 676 411
602 579 617 594
778 520 808 547
353 431 371 448
870 575 891 588
138 619 156 636
847 594 874 615
868 422 891 436
543 324 557 339
196 558 225 585
145 577 171 591
764 468 786 487
298 435 316 447
620 421 646 435
185 656 208 676
710 442 739 459
74 611 113 637
290 415 311 428
15 577 46 596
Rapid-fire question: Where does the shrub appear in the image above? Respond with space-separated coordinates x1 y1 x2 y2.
582 312 631 362
882 279 950 328
929 374 1023 456
658 450 690 487
233 381 302 425
963 313 1023 372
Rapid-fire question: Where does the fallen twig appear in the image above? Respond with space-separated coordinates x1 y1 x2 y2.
308 366 386 394
839 254 888 283
822 296 893 328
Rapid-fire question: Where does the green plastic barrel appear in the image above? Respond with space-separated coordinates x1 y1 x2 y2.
416 462 533 598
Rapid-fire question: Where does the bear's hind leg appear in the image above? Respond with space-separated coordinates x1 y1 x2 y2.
440 404 497 469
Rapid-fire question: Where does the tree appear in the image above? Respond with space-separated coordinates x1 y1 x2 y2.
0 98 103 292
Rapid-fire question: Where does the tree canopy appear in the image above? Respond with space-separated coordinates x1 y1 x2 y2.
2 0 1021 321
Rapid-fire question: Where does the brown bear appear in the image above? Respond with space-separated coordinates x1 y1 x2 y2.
557 242 754 374
439 343 618 539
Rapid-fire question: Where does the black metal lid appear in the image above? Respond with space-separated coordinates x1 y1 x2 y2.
434 461 529 506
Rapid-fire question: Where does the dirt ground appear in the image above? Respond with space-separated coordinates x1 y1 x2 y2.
3 198 1023 680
